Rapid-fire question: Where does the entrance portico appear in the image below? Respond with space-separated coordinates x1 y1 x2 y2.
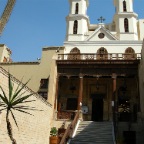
55 53 140 122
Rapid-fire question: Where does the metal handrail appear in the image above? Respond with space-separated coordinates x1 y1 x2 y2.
112 122 116 144
59 110 80 144
112 92 118 143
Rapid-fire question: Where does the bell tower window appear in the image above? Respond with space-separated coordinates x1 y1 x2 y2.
73 20 78 34
124 18 129 32
123 1 127 12
75 3 79 14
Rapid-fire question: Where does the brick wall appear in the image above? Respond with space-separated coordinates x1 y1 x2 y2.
0 67 53 144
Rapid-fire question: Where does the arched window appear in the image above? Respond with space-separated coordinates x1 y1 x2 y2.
75 3 79 14
124 18 129 32
73 20 78 34
68 47 81 60
123 1 127 12
97 47 108 60
124 47 136 59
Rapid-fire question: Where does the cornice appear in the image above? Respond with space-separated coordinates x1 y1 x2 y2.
64 40 143 46
0 62 40 65
66 14 89 21
69 0 89 6
114 12 138 18
43 46 64 51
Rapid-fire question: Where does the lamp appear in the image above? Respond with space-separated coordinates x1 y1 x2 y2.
69 79 76 93
96 76 100 90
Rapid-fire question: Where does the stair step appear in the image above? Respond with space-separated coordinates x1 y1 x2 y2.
70 121 114 144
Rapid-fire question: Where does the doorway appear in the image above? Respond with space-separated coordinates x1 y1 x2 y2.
123 131 136 144
91 94 104 121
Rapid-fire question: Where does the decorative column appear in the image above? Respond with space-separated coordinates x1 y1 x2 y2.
109 73 117 120
112 73 117 101
77 75 83 110
112 73 118 138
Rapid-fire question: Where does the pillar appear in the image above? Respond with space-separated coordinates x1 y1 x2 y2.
77 75 83 110
110 73 117 120
112 73 117 101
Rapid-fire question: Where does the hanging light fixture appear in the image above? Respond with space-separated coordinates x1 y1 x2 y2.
69 79 76 93
96 76 100 90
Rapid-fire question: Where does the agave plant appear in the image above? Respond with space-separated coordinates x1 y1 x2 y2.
0 73 36 144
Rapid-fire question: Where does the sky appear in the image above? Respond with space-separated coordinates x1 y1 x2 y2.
0 0 144 62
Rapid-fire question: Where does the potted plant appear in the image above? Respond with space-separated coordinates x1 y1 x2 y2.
49 127 60 144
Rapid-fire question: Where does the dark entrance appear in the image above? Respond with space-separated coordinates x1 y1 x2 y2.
123 131 136 144
66 98 77 110
91 94 104 121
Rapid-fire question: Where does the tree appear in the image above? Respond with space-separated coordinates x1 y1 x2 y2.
0 73 36 144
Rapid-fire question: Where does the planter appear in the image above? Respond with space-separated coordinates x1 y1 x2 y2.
58 128 66 135
58 128 66 142
49 136 60 144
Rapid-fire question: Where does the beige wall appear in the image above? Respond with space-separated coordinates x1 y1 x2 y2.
0 67 53 144
0 44 11 62
0 47 64 104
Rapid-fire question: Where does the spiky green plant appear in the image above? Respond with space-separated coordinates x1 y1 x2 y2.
0 73 36 144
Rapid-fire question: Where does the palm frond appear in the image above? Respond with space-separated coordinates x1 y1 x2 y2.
8 73 13 102
0 86 9 104
10 110 19 128
13 90 27 102
11 79 30 102
0 102 6 106
13 106 41 111
0 93 8 105
13 77 24 97
14 108 34 116
20 100 36 103
13 105 35 109
11 93 35 106
0 107 7 111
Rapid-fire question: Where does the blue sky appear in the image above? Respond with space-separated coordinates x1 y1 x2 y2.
0 0 144 62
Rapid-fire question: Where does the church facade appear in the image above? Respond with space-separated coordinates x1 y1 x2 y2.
1 0 144 143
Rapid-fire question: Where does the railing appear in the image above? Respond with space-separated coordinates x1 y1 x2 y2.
112 95 118 144
57 53 141 60
112 122 116 144
59 110 80 144
57 110 75 120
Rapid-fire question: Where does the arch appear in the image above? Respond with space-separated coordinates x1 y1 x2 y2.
97 47 108 60
73 20 78 34
124 47 136 59
68 47 81 60
75 3 79 14
123 0 127 12
124 18 129 32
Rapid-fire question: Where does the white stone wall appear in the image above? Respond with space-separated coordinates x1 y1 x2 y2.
64 41 142 54
138 19 144 40
114 0 133 13
0 67 53 144
69 0 88 15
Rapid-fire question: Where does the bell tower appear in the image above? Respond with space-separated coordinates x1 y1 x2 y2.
65 0 89 41
113 0 138 40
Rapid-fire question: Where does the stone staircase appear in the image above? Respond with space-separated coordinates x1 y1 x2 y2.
70 121 114 144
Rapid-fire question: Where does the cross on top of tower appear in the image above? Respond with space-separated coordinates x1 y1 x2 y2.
97 16 105 23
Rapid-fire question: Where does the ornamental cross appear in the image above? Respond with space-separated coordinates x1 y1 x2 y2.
97 16 105 23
